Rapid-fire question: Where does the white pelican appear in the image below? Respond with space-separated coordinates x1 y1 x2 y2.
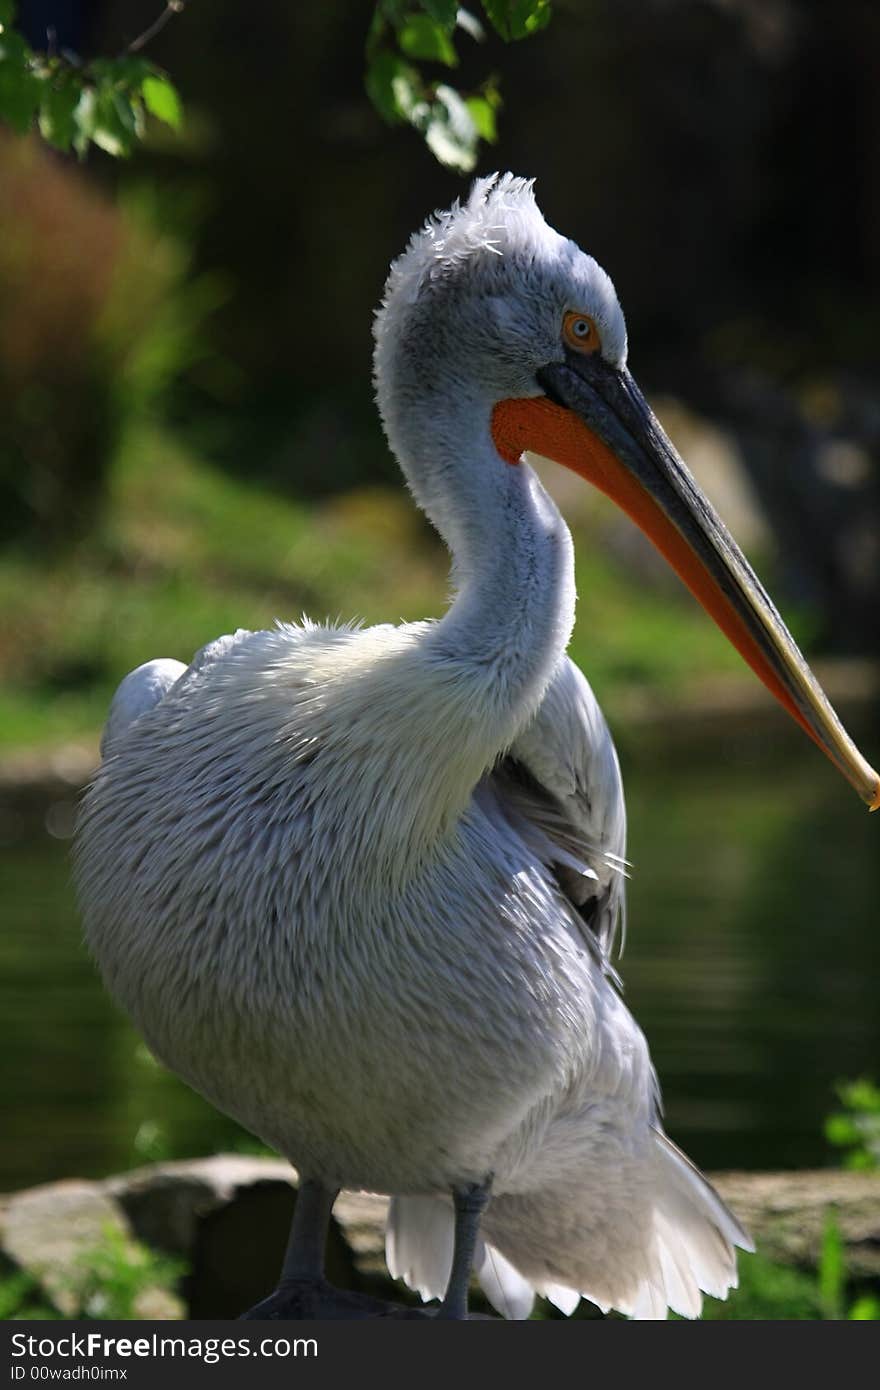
74 176 879 1321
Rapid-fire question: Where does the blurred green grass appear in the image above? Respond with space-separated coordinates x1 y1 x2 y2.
0 423 749 753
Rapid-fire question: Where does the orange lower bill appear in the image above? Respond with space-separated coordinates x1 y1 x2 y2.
492 394 880 811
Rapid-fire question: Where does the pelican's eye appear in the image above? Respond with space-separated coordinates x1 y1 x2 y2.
562 311 600 355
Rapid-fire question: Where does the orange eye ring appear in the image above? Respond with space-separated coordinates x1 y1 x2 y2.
562 311 600 355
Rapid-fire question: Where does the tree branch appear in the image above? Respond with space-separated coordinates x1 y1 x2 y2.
127 1 187 56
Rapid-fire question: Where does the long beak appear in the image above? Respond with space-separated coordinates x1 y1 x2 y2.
492 355 879 810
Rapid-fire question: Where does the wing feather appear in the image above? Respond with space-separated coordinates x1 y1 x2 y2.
491 657 628 960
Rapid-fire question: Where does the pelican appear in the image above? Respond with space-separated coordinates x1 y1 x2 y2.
74 176 879 1321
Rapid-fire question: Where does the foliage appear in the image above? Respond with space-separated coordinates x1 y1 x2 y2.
0 0 552 170
0 1228 186 1321
0 136 218 547
0 1270 58 1319
817 1212 846 1320
0 1 181 158
695 1238 877 1321
366 1 552 171
67 1225 186 1320
824 1079 880 1171
817 1214 880 1320
699 1250 825 1321
816 1079 880 1318
680 1218 879 1321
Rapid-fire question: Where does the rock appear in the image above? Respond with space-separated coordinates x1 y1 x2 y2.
109 1156 366 1318
107 1154 294 1258
713 1169 880 1279
0 1177 187 1318
297 1171 880 1287
1 1179 131 1315
332 1191 391 1280
104 1160 880 1306
2 1160 878 1317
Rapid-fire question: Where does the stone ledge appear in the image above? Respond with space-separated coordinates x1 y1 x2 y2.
712 1169 880 1278
2 1159 877 1318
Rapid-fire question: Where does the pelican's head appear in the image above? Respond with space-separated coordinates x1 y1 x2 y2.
374 174 627 412
374 175 879 810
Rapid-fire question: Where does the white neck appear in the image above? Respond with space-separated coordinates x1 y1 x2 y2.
319 388 579 876
392 394 577 756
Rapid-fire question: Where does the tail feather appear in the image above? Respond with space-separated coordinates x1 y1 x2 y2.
653 1128 754 1255
386 1130 753 1321
385 1196 454 1304
654 1217 703 1318
386 1196 537 1319
646 1129 753 1311
541 1282 582 1316
630 1276 670 1321
475 1243 535 1320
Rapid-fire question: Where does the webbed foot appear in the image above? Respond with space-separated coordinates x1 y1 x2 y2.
239 1276 433 1320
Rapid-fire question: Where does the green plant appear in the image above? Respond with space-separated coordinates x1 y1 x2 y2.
825 1078 880 1171
696 1082 880 1321
817 1213 846 1320
0 1 181 157
67 1225 186 1320
0 1270 59 1320
699 1250 824 1321
817 1080 880 1319
0 136 216 546
2 1 556 173
816 1213 880 1320
848 1294 880 1320
366 0 552 170
0 1230 187 1321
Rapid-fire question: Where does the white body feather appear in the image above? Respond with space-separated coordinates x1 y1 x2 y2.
74 176 752 1320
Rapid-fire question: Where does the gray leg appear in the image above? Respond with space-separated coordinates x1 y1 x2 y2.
280 1178 338 1283
240 1175 435 1320
435 1180 492 1320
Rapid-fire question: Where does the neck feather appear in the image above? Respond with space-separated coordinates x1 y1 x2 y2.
391 395 577 751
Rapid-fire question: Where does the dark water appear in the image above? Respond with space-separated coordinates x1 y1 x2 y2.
2 718 878 1193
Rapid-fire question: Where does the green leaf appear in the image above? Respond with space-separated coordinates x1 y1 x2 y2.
87 57 114 81
415 0 458 26
0 26 26 62
376 0 407 26
114 89 144 139
849 1296 880 1320
847 1152 871 1170
481 0 552 41
817 1215 845 1320
38 77 79 151
398 13 458 65
456 8 486 42
838 1078 880 1113
366 49 421 124
423 84 478 172
0 1 16 28
391 68 426 123
824 1113 859 1146
72 84 95 157
142 74 182 129
109 56 155 91
90 83 138 157
0 45 42 134
465 94 496 142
